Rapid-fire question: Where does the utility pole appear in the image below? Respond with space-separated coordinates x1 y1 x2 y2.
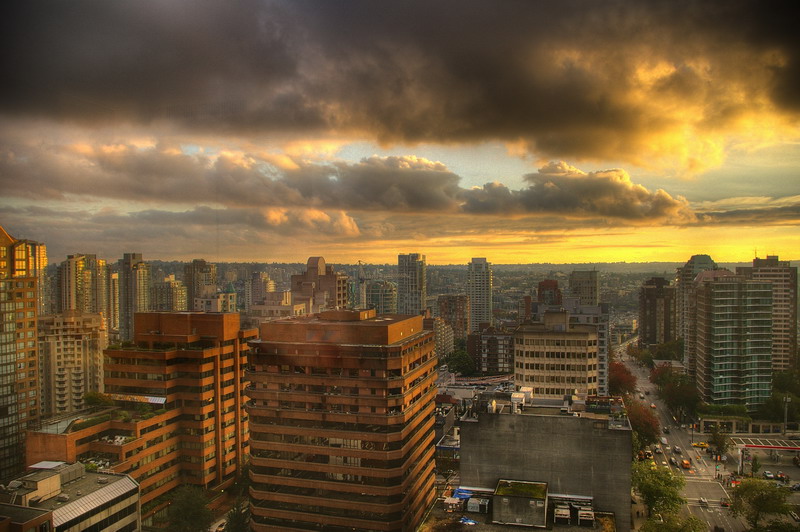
784 396 791 436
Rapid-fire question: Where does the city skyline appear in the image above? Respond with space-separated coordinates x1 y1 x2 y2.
3 2 800 264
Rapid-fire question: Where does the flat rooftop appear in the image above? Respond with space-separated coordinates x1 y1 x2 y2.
36 472 138 527
0 503 50 523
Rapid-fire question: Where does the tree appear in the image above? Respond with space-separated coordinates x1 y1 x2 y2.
444 350 475 376
639 513 705 532
632 461 685 516
729 478 791 530
165 485 214 532
750 455 761 478
84 391 114 407
709 425 730 455
609 361 637 396
651 339 683 361
626 399 661 449
224 496 249 532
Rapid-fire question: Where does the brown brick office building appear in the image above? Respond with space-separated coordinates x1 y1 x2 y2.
247 309 437 531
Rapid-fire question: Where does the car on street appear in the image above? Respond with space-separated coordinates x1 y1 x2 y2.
791 511 800 522
763 471 775 479
650 403 656 409
692 441 709 448
790 483 800 491
673 446 682 454
681 459 691 469
215 522 226 532
662 427 670 434
669 457 678 466
720 497 730 507
653 446 662 454
699 497 708 507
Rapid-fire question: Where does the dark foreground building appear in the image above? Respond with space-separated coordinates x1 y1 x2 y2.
247 309 437 531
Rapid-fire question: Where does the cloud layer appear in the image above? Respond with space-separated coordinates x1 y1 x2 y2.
4 1 800 173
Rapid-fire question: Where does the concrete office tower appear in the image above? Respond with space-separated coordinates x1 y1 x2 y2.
437 294 470 340
514 311 601 399
468 326 514 374
692 270 772 410
537 279 562 305
245 271 275 310
638 277 676 349
108 272 119 333
38 312 108 417
569 270 599 306
737 256 798 372
56 254 108 320
675 254 717 343
366 279 398 314
467 258 493 332
118 253 150 342
0 225 44 481
150 275 188 311
291 256 349 312
184 259 217 310
247 309 437 531
397 253 427 315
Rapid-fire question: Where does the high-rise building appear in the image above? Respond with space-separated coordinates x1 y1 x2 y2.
692 270 772 410
514 310 600 399
537 279 562 305
423 314 455 360
150 274 188 311
366 279 397 314
290 256 349 312
0 225 45 481
38 312 107 417
569 270 599 306
437 294 470 340
184 259 218 310
247 309 437 531
245 271 276 310
675 254 717 344
27 312 257 525
108 272 120 334
467 258 493 332
56 254 109 325
737 256 798 372
117 253 150 342
397 253 426 315
638 277 676 348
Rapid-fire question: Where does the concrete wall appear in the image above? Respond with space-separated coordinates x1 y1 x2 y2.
460 413 631 532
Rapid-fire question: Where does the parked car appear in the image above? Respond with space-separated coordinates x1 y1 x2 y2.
763 471 775 479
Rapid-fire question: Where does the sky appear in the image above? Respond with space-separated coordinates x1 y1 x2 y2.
2 1 799 265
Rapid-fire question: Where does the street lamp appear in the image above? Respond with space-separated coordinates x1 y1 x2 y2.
784 396 791 437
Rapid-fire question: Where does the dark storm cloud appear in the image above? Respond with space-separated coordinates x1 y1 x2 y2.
3 1 799 165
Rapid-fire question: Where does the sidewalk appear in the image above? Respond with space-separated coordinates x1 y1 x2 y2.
630 495 649 531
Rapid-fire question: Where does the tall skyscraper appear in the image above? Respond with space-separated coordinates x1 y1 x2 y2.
38 312 107 417
118 253 150 342
467 257 493 332
638 277 676 348
56 254 109 323
184 258 218 310
397 253 426 315
0 224 45 481
675 254 717 344
692 270 772 410
569 270 599 306
737 256 797 372
437 294 470 340
247 309 437 531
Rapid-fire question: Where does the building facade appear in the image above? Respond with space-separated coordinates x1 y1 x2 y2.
366 279 398 315
536 280 562 305
117 253 150 342
437 294 470 341
291 256 349 312
56 254 109 324
638 277 676 348
467 258 493 333
568 270 599 306
150 275 188 312
514 311 600 399
467 326 514 375
0 225 44 482
692 270 772 410
247 309 437 531
737 256 797 372
397 253 426 316
38 312 108 417
184 259 218 310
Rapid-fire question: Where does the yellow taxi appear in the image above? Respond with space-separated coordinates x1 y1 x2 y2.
691 441 709 448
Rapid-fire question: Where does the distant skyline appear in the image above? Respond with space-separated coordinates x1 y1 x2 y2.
2 2 799 264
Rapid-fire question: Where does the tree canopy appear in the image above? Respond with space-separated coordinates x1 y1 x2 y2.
729 479 791 529
443 350 475 376
224 496 249 532
609 360 637 396
165 485 214 532
709 425 731 455
632 461 685 516
639 513 705 532
626 399 661 449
